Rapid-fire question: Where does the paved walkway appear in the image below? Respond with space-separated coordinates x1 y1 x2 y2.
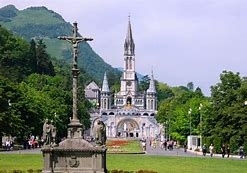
0 142 244 160
0 148 42 154
144 141 243 159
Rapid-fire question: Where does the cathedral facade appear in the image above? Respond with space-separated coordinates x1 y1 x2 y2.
88 19 162 139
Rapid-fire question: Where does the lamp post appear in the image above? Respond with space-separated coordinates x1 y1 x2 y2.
164 121 167 141
198 103 203 148
188 108 192 150
188 108 192 137
165 120 170 141
198 103 203 136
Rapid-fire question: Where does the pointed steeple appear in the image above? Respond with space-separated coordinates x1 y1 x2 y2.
124 16 135 56
102 72 110 92
147 70 156 93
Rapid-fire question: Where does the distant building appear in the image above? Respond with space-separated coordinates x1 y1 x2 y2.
86 18 161 139
84 81 100 107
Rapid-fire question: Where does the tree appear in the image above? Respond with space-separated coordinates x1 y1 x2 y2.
0 26 32 81
28 39 38 73
0 27 93 143
194 87 203 97
187 82 194 91
157 83 209 143
204 71 247 153
107 70 121 93
36 39 55 76
18 74 73 138
0 76 23 137
156 82 174 104
139 75 150 91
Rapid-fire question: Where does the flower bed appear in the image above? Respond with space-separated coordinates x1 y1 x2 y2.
106 139 129 153
107 139 129 147
106 139 143 153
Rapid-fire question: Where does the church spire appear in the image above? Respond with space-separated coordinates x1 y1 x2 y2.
101 72 110 92
124 16 135 56
147 70 156 93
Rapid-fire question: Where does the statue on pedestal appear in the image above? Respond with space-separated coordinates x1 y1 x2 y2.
42 119 56 146
94 120 106 146
50 120 57 146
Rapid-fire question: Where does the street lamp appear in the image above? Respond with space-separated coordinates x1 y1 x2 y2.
165 120 169 141
8 99 12 107
188 108 192 150
198 103 203 149
198 103 203 136
244 101 247 106
188 108 192 137
165 120 170 141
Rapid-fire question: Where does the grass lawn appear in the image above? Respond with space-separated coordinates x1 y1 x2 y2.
0 153 246 173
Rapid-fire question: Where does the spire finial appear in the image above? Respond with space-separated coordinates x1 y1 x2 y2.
151 67 154 80
124 14 135 56
147 68 156 93
102 72 110 92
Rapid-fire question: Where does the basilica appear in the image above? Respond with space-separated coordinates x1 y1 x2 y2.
85 19 162 139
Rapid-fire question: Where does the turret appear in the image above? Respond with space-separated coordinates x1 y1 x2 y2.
146 71 157 111
100 72 111 110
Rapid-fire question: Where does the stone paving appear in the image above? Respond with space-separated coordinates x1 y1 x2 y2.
145 140 243 159
0 141 244 160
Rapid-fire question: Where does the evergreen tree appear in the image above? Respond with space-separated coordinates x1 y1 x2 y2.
36 39 55 76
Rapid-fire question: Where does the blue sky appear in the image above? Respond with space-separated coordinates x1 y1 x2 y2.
1 0 247 96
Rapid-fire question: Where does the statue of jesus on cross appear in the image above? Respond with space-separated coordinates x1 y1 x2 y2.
58 22 93 69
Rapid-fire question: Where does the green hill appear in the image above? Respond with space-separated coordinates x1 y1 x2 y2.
0 5 121 84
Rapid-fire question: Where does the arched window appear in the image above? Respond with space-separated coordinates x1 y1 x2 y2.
126 58 128 70
127 97 132 105
129 58 132 69
143 113 148 116
104 98 107 109
151 100 154 110
148 100 151 110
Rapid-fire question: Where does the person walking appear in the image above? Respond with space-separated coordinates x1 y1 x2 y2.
239 145 244 159
209 144 214 157
164 140 167 151
221 144 226 158
226 144 230 158
5 139 11 151
202 144 207 156
141 138 146 151
184 142 187 152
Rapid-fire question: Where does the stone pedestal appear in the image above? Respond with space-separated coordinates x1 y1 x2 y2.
42 138 107 173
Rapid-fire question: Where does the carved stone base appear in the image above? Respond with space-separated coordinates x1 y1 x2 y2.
42 138 107 173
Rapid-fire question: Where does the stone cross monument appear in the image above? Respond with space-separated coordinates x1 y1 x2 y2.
42 22 107 173
58 22 93 139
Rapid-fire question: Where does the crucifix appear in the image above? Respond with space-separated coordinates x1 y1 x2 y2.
58 22 93 69
58 22 93 138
